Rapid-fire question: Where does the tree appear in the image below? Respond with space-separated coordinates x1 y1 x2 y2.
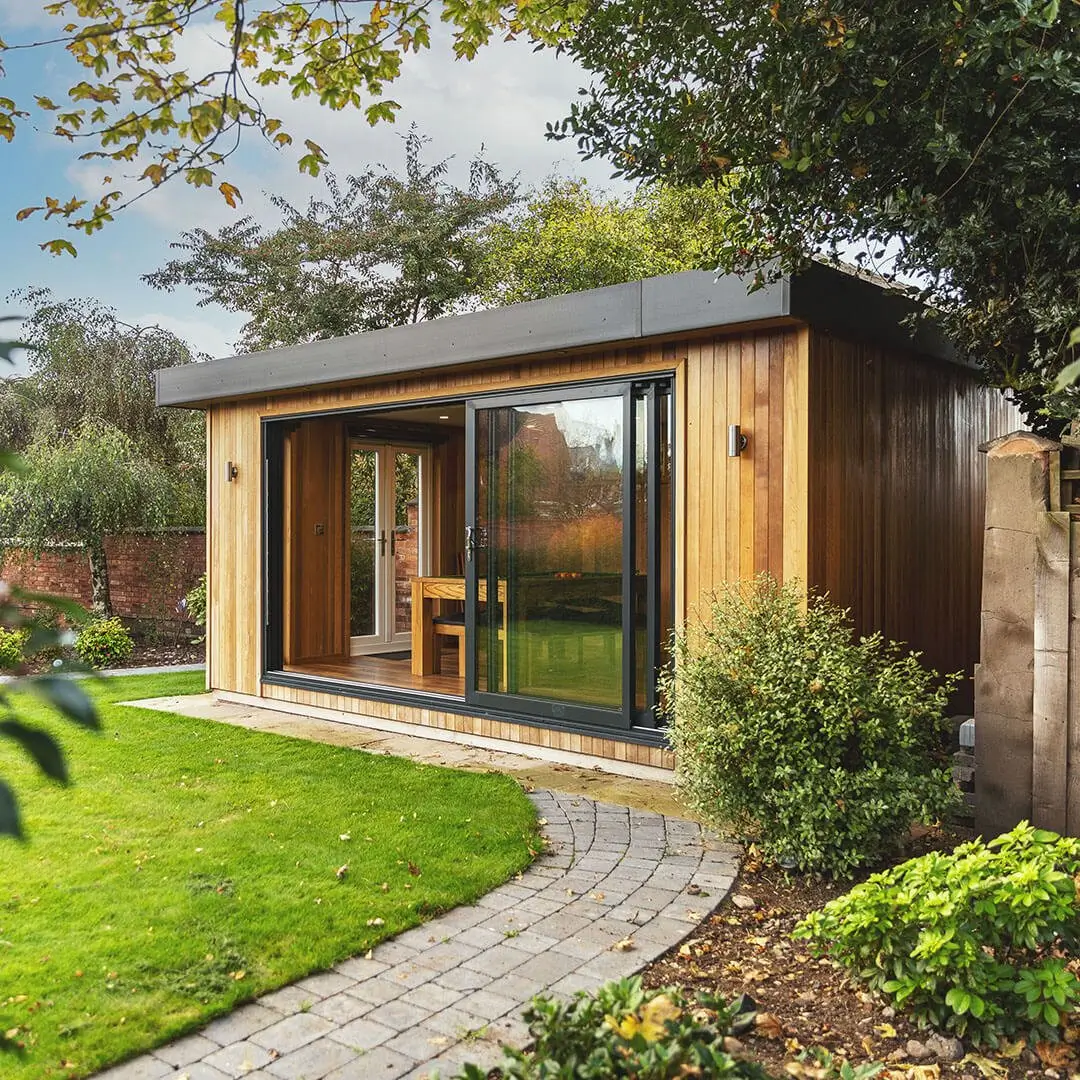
145 130 518 351
1 289 205 469
2 1 579 253
551 0 1080 425
481 177 733 307
0 423 185 615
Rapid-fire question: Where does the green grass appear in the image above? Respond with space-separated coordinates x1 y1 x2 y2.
0 672 539 1079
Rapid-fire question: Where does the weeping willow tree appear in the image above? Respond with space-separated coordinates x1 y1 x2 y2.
0 293 205 614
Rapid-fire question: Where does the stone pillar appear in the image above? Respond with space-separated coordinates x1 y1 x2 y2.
974 431 1061 836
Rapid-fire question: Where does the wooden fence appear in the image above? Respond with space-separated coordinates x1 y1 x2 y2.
975 430 1080 836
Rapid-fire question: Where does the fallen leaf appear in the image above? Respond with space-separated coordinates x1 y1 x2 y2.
366 917 384 927
875 1023 898 1039
998 1039 1025 1059
754 1012 784 1040
961 1054 1006 1079
611 936 636 952
862 1036 874 1056
339 833 351 842
408 862 421 877
1036 1041 1075 1069
335 864 348 880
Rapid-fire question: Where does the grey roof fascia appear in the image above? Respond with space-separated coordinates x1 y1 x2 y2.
639 269 788 336
156 279 645 408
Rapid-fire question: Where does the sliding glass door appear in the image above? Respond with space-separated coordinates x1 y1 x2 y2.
465 379 672 729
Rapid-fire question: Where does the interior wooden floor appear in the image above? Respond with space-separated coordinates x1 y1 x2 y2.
283 645 465 697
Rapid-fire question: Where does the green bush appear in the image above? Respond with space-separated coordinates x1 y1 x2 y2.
450 977 770 1080
184 573 207 642
661 576 959 876
0 626 28 669
74 616 134 669
795 823 1080 1044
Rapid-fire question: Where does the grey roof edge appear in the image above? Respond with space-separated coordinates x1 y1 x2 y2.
156 263 954 409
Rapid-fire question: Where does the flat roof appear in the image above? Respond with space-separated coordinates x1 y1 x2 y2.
156 263 953 408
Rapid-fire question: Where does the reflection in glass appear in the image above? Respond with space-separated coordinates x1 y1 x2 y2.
476 396 624 710
349 447 378 637
393 451 421 635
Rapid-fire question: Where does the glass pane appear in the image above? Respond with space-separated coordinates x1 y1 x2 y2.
634 394 649 714
349 447 378 637
480 396 624 710
393 451 421 636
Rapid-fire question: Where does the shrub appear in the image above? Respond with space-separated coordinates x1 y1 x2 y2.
0 626 28 669
450 977 770 1080
184 573 207 642
794 823 1080 1044
75 617 134 669
661 576 959 876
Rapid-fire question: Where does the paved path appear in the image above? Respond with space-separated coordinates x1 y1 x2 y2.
97 791 739 1080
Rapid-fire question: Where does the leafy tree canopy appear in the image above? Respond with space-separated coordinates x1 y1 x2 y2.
481 177 734 307
553 0 1080 425
0 422 193 614
2 0 581 254
1 288 204 466
144 130 518 352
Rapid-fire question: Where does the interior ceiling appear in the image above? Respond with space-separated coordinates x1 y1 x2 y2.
356 403 465 428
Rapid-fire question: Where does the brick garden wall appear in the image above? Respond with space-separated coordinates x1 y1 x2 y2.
0 530 206 636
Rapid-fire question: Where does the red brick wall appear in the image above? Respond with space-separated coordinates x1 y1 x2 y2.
1 531 206 633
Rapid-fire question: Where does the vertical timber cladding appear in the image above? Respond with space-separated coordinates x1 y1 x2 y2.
208 326 814 740
682 326 809 615
207 401 262 695
806 330 1021 700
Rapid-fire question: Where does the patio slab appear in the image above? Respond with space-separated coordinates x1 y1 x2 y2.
92 791 739 1080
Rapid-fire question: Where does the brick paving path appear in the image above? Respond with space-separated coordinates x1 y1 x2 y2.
95 791 740 1080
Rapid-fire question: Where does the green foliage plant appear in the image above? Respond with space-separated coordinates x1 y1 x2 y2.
184 573 207 643
794 823 1080 1044
662 575 959 876
451 976 771 1080
75 617 134 669
0 626 28 670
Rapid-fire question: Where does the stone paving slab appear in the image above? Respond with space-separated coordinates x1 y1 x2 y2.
92 791 739 1080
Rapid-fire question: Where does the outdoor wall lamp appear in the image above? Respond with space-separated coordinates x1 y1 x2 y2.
226 461 239 482
728 424 749 457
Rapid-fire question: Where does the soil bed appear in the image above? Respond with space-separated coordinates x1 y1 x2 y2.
20 638 204 674
641 826 1047 1080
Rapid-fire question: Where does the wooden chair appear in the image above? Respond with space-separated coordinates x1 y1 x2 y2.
431 612 466 676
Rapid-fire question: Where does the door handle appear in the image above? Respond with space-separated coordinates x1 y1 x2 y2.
378 530 387 556
390 530 396 556
464 525 474 563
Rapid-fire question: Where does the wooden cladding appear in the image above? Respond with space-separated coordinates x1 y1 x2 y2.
807 330 1019 700
207 402 261 695
682 328 808 615
206 317 1012 764
283 418 349 663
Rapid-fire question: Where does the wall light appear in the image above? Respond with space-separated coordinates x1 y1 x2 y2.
728 425 749 458
225 461 239 482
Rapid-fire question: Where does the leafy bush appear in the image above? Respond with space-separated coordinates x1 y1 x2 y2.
450 977 770 1080
795 823 1080 1044
184 573 207 642
0 626 28 669
75 617 133 669
661 576 959 876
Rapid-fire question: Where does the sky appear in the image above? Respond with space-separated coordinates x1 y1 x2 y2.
0 6 623 363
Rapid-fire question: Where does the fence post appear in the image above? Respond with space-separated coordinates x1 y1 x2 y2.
975 431 1061 836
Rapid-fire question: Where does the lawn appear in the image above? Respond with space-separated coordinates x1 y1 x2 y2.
0 672 540 1079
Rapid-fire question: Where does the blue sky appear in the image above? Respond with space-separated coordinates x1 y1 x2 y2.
0 6 620 362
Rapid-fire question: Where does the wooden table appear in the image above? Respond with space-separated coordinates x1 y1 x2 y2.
410 576 504 677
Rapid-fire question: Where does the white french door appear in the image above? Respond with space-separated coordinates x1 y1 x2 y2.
349 442 430 655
